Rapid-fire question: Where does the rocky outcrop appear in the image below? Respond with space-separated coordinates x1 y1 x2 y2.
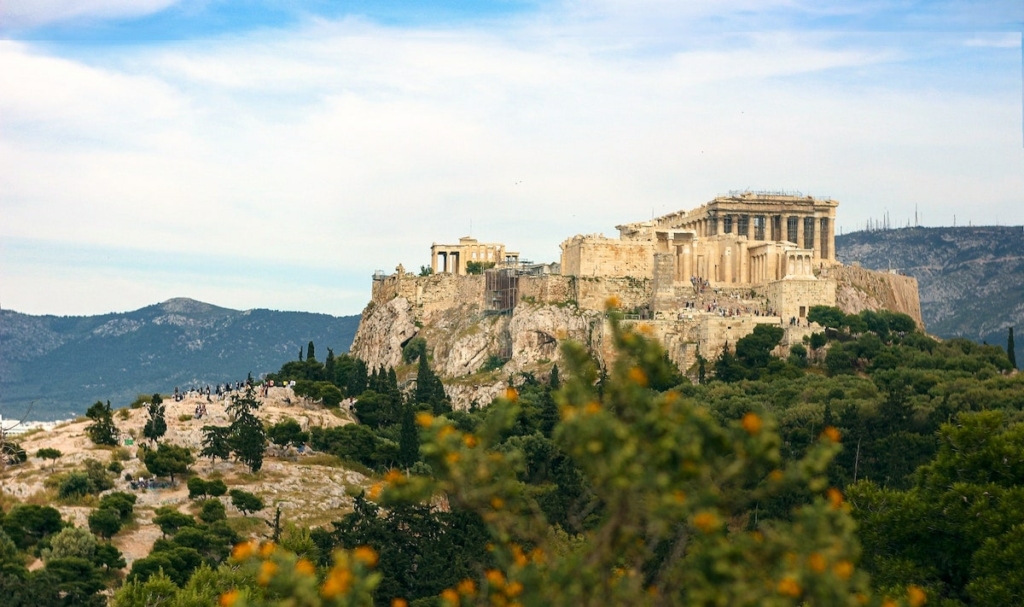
828 264 924 329
349 297 419 371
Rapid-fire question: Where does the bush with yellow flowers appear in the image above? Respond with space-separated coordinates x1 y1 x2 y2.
379 303 924 607
214 540 381 607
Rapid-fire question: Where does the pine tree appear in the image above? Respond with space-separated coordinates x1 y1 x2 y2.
1009 326 1017 370
143 393 167 445
307 341 316 362
398 403 419 468
548 364 561 390
85 401 119 446
226 383 266 473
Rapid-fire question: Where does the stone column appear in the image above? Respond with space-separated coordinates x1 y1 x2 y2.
796 216 805 248
723 248 733 283
738 241 747 283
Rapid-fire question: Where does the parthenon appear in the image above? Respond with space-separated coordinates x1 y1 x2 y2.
562 191 838 285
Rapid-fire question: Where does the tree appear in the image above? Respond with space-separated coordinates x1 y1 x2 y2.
85 401 119 446
735 323 785 370
142 393 167 445
227 382 267 473
152 507 196 538
142 443 194 483
198 499 227 524
188 477 210 499
41 526 97 562
87 507 122 540
230 418 267 473
398 403 419 468
200 425 232 466
1009 326 1017 370
307 340 316 362
35 447 61 472
229 489 265 516
373 309 881 607
808 305 847 329
2 504 64 550
268 418 308 448
98 492 137 521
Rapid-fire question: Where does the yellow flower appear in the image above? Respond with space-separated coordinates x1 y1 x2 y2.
258 541 276 558
692 510 720 533
769 469 784 482
834 560 854 580
231 541 256 561
606 296 622 309
628 367 648 387
295 558 316 576
559 405 578 421
385 469 403 484
354 545 379 567
584 401 601 415
741 412 762 435
529 547 545 563
882 600 898 607
391 599 409 607
505 387 519 402
490 497 505 510
438 425 455 438
827 487 844 510
506 581 524 597
808 552 827 573
257 560 278 586
485 569 506 588
908 585 927 607
321 567 353 598
416 412 434 428
368 483 383 500
638 323 654 335
777 577 802 597
463 434 478 448
440 588 460 605
457 578 477 596
446 452 461 465
219 589 240 607
512 545 528 567
822 426 842 443
672 490 686 504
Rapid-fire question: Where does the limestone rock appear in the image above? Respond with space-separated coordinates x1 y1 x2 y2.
350 297 418 370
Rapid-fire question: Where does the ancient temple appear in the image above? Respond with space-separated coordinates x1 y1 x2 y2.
561 192 838 285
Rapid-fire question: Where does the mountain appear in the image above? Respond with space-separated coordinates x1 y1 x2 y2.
0 298 360 421
836 226 1024 362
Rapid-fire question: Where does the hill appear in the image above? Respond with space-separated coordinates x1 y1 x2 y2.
836 226 1024 362
0 298 360 420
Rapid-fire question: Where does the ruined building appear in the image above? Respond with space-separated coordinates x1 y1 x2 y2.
353 191 921 408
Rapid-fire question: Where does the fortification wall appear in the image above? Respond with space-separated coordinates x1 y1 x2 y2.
518 275 574 305
371 272 486 320
828 265 924 329
561 237 654 278
573 276 652 311
764 278 837 321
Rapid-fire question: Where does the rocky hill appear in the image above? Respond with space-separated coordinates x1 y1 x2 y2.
836 226 1023 362
0 298 360 421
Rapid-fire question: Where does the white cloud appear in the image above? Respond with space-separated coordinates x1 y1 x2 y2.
1 0 181 28
1 10 1021 316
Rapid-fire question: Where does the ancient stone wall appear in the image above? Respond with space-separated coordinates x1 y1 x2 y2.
573 276 652 311
561 236 654 278
764 278 837 322
518 275 574 306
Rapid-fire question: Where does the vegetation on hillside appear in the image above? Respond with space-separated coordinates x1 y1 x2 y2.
0 303 1021 606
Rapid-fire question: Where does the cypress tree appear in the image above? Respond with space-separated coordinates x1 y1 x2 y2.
307 341 316 362
1009 326 1017 370
549 364 561 390
398 403 419 468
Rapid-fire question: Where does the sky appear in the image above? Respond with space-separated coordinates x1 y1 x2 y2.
1 1 1022 318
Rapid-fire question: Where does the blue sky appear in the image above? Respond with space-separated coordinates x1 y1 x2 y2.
1 1 1022 317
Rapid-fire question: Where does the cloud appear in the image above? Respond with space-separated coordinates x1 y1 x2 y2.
0 6 1021 316
1 0 182 28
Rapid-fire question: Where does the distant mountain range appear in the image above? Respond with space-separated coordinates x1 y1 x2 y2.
0 298 360 421
837 226 1023 363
